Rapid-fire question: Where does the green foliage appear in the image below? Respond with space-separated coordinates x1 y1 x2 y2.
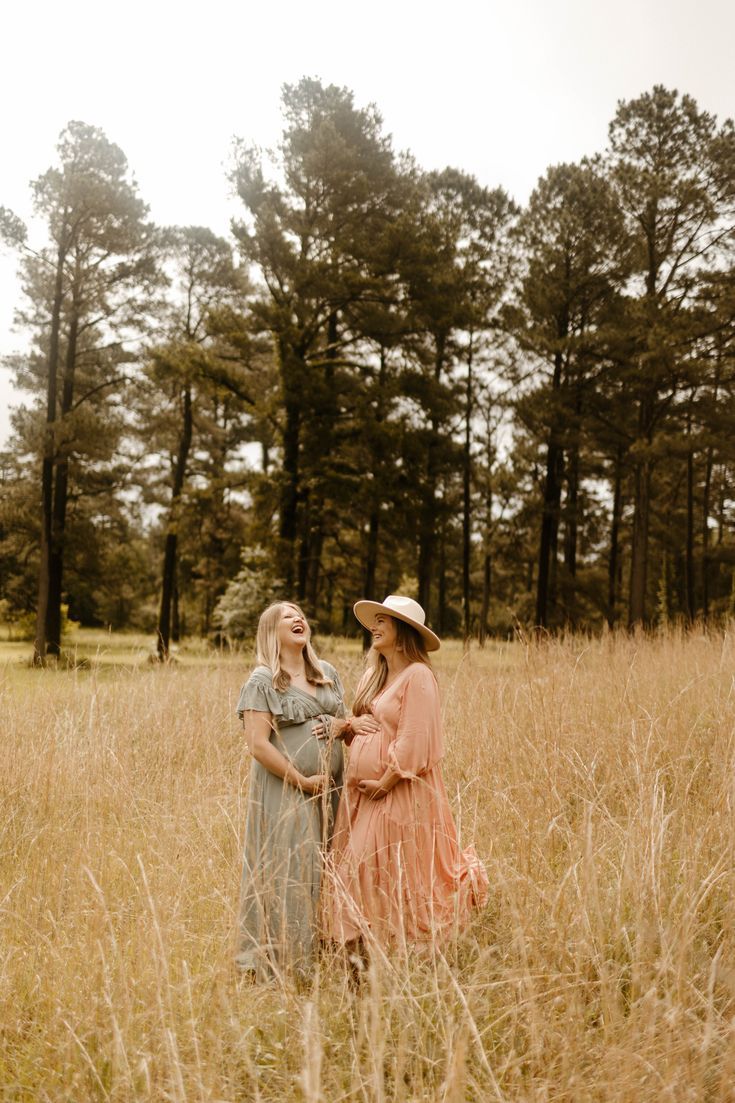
0 207 27 247
1 602 78 642
212 547 285 641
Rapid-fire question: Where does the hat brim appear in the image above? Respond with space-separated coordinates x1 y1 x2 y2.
353 600 441 651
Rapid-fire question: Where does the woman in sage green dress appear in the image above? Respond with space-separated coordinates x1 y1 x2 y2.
236 601 373 979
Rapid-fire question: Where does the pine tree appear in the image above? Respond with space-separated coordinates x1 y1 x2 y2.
231 78 409 598
607 87 735 626
138 226 254 660
511 161 630 628
1 122 157 662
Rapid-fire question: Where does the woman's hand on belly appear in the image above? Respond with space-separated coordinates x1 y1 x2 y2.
350 714 381 737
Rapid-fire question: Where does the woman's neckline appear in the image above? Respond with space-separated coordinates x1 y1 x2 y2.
374 661 416 701
278 660 323 700
286 679 320 700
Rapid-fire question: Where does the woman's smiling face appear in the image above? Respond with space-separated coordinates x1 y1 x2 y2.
277 604 309 650
370 613 398 654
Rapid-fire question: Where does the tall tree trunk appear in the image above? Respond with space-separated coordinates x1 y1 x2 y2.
35 461 54 666
303 312 339 612
479 552 491 647
45 461 68 657
562 443 579 627
202 586 212 638
278 340 305 591
279 396 301 591
305 513 324 615
158 532 179 660
628 457 651 627
702 450 713 620
157 384 193 660
685 406 696 622
172 566 180 642
362 345 388 641
364 512 379 601
46 303 79 656
607 447 623 628
438 517 447 636
462 335 473 641
479 432 493 647
628 392 654 628
535 350 565 628
549 460 562 615
34 239 67 666
414 505 432 617
562 450 580 579
562 382 582 626
297 491 311 603
417 338 445 618
325 573 334 633
701 351 721 620
362 511 380 652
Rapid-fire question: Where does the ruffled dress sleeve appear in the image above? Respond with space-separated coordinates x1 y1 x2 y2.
236 665 330 725
387 664 444 780
236 667 283 720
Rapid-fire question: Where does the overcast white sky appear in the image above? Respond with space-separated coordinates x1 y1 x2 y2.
1 0 734 448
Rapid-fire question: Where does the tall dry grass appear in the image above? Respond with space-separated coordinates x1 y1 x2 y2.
2 628 735 1101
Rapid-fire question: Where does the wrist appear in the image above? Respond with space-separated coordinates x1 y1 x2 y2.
339 717 354 741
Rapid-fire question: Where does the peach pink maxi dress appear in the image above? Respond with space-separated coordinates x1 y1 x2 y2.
326 662 488 946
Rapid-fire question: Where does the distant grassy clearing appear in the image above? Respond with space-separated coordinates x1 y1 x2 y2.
0 626 240 670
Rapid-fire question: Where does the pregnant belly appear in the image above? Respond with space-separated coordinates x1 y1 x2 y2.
346 733 386 782
278 723 335 777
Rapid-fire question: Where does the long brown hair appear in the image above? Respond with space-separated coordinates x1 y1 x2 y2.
352 617 432 715
255 602 331 692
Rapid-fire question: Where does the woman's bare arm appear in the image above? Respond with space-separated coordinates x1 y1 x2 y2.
357 767 401 800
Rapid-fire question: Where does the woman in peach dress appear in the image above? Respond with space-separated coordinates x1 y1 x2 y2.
326 595 488 951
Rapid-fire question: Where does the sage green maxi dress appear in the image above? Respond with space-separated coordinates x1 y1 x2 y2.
235 662 344 979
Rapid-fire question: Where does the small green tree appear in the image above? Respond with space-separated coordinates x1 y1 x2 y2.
212 547 285 643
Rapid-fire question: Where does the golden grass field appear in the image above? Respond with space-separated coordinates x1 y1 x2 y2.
2 625 735 1101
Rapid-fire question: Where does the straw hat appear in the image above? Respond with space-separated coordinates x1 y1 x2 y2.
353 594 441 651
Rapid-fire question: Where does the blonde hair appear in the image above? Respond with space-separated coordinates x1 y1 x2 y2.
255 602 331 692
352 618 432 715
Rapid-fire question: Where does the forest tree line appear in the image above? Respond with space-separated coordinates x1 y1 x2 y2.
1 79 734 661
